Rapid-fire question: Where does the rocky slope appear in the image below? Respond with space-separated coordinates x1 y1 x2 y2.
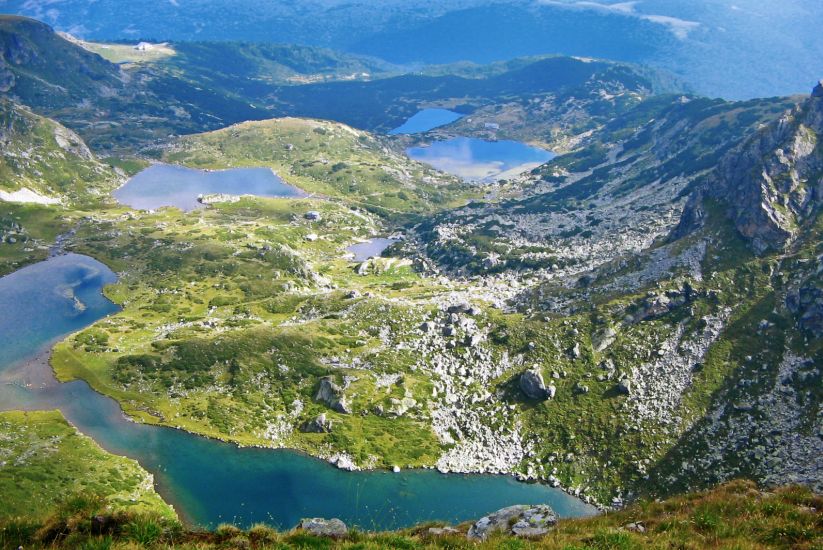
680 81 823 253
0 97 120 205
403 84 823 500
1 12 821 514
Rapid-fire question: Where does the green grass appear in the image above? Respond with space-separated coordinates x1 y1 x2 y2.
164 117 477 220
0 410 175 523
1 481 819 549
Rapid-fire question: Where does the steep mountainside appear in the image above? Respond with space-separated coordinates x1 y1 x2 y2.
0 16 266 152
266 57 678 134
407 85 823 499
0 15 121 106
6 0 823 99
680 81 823 253
0 98 119 204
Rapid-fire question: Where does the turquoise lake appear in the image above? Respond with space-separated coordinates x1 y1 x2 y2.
389 109 463 135
407 137 555 182
114 164 305 211
0 254 596 528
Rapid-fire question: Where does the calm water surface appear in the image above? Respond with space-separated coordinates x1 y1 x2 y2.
407 137 555 182
389 109 463 135
0 255 596 528
347 238 399 262
114 165 305 211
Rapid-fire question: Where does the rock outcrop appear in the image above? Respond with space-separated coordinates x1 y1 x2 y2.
680 82 823 252
299 413 333 433
467 504 558 540
519 367 554 400
298 518 348 537
314 377 351 414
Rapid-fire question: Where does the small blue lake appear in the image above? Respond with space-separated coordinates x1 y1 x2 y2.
347 238 399 262
407 137 555 182
0 254 596 529
114 164 305 211
389 109 464 135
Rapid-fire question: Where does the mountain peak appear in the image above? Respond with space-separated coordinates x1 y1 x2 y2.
813 79 823 98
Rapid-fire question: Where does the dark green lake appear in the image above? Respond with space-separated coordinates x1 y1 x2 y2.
0 254 596 528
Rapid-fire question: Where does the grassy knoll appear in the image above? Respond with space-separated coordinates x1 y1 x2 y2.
0 99 121 205
0 410 175 523
164 117 476 220
0 480 819 549
49 196 448 467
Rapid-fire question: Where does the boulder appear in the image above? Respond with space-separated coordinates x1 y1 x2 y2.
592 327 617 352
574 382 590 395
315 377 351 414
299 413 333 433
617 379 632 395
467 504 557 540
428 526 459 536
519 368 553 400
623 522 646 533
298 518 348 537
386 396 417 417
447 303 472 314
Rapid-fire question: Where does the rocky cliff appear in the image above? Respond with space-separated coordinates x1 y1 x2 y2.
681 81 823 252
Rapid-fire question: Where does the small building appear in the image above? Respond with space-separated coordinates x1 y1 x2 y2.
484 122 500 131
134 42 154 52
304 211 322 221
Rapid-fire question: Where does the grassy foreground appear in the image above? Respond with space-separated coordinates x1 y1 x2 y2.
0 411 175 523
0 481 820 549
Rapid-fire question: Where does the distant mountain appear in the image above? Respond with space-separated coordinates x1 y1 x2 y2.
0 15 677 152
2 0 822 99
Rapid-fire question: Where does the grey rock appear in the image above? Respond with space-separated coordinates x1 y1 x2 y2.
617 379 632 395
467 504 557 540
464 333 483 347
386 396 417 417
570 342 582 358
681 86 823 253
447 303 472 314
593 327 617 352
520 368 553 400
623 522 646 533
298 518 348 537
299 413 333 433
315 377 351 414
427 526 459 536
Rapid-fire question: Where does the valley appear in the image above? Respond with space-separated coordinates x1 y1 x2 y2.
0 10 821 547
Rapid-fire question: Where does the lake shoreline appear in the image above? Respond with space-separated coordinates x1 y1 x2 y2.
0 253 598 530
